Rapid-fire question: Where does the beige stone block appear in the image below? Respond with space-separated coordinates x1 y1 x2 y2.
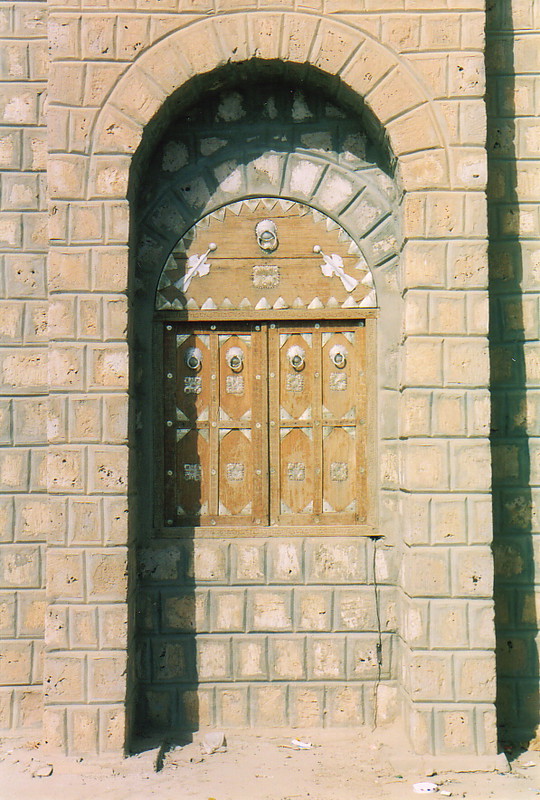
403 338 443 386
310 637 345 679
524 343 540 384
252 685 287 726
48 298 76 340
0 350 47 391
0 87 38 126
404 291 429 334
0 594 15 636
342 39 395 99
87 550 128 601
70 708 98 756
70 204 103 243
270 638 304 679
213 591 245 632
78 297 102 340
197 639 230 680
430 602 468 649
448 53 485 96
420 13 461 49
162 592 204 633
70 606 98 649
431 498 467 545
84 63 123 107
49 347 84 390
283 14 317 64
2 174 39 211
313 22 360 74
426 194 463 237
90 156 130 199
103 497 128 545
432 392 466 437
441 709 475 753
218 687 248 727
233 543 264 582
251 591 292 631
99 604 128 649
296 589 332 631
45 606 68 650
48 157 86 199
445 339 489 387
49 18 80 59
402 548 450 596
290 686 323 727
0 640 32 686
463 194 487 237
188 542 227 582
448 241 488 288
15 689 43 730
326 685 363 726
16 498 65 544
44 655 85 703
17 594 46 637
451 441 491 492
26 302 48 343
407 654 452 701
246 14 283 62
69 398 101 443
0 130 21 170
43 707 66 751
81 16 116 60
106 202 129 243
382 14 421 51
236 639 267 679
88 653 127 702
49 250 90 292
89 445 128 494
453 547 493 597
92 248 128 292
103 395 128 443
380 442 399 488
402 241 446 287
89 346 128 389
388 106 440 156
368 67 425 125
13 397 47 445
47 550 84 601
456 655 496 702
0 449 29 491
103 297 127 340
113 68 165 126
0 213 22 249
0 545 41 589
401 390 431 437
308 541 366 583
94 108 142 156
267 541 302 583
429 293 466 335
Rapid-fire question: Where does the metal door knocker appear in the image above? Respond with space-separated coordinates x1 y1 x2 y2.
329 344 347 369
226 346 244 372
287 345 306 371
185 347 203 371
255 219 279 252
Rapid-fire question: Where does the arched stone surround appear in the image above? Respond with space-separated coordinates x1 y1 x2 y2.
43 10 495 756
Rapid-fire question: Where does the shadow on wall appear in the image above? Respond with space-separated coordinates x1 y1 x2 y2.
486 1 540 745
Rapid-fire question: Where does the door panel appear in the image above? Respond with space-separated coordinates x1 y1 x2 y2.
163 321 367 528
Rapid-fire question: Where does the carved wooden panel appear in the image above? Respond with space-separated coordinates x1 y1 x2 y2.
163 321 367 528
156 200 377 313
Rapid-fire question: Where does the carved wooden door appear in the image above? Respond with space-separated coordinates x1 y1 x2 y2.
157 199 376 533
162 320 367 528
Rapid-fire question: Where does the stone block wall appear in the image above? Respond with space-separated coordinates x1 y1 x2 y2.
0 0 48 735
138 537 397 730
0 0 507 758
487 1 540 744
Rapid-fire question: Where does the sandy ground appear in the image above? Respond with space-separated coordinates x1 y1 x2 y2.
1 725 539 800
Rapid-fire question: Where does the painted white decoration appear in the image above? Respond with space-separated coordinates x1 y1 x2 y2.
176 243 217 292
313 245 359 292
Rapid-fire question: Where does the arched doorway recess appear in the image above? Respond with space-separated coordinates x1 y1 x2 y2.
132 75 402 734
